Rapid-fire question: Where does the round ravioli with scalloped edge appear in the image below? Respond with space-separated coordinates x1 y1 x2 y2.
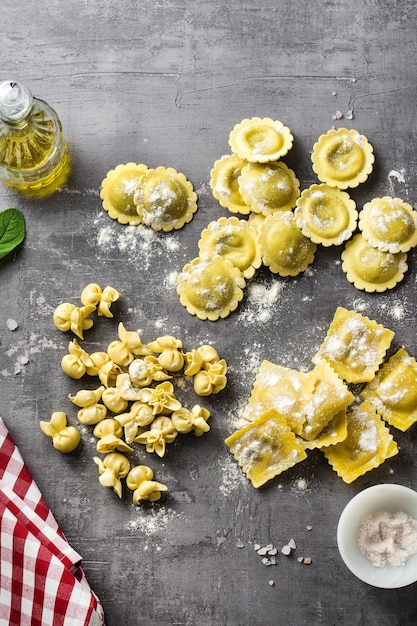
311 128 374 189
176 255 246 321
228 117 294 163
359 196 417 253
238 160 300 215
295 183 358 246
341 233 408 292
133 166 198 232
210 154 251 215
258 211 316 276
100 162 148 225
198 216 261 279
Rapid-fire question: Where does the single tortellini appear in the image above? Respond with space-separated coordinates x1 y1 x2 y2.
171 405 211 436
133 166 198 232
77 404 108 426
80 283 120 318
128 356 171 387
101 387 129 414
126 465 168 504
115 401 155 443
69 386 105 407
96 434 133 454
93 418 123 440
93 452 131 498
40 411 80 453
198 217 262 279
177 255 246 321
136 381 182 415
86 352 121 387
61 339 94 379
107 322 150 366
135 416 178 457
194 359 228 396
53 302 96 339
147 336 184 372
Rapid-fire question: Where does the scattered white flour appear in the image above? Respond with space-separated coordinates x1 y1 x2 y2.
127 505 184 535
239 280 284 324
29 291 55 316
2 333 59 376
91 211 182 273
218 454 248 496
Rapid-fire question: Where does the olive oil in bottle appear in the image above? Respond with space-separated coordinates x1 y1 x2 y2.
0 80 70 196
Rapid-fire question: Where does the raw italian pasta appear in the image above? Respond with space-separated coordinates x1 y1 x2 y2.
100 162 148 225
359 196 417 253
294 184 358 246
341 233 408 293
226 307 404 488
258 211 316 276
323 401 399 484
360 348 417 432
312 307 394 384
311 128 374 189
228 117 294 163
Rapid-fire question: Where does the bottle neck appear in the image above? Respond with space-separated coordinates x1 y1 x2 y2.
0 81 34 125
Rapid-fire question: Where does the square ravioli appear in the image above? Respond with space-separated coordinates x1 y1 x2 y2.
312 307 394 383
298 360 354 441
225 409 307 488
241 360 314 435
323 401 398 483
298 410 348 451
360 348 417 431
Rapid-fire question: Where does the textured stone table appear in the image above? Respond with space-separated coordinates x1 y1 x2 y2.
1 1 417 624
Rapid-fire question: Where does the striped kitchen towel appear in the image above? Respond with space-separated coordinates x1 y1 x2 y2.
0 417 105 626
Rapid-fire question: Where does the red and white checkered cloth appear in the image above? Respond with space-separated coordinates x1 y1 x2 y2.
0 417 105 626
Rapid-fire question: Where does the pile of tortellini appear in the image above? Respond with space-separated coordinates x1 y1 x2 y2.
41 283 227 503
176 117 417 321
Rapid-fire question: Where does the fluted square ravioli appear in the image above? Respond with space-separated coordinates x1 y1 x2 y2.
323 401 398 483
361 348 417 431
241 360 314 435
313 307 394 383
225 409 307 488
298 360 354 441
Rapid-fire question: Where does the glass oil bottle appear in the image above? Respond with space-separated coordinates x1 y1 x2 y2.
0 80 70 196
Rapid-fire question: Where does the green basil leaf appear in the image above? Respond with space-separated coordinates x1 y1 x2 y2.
0 208 26 260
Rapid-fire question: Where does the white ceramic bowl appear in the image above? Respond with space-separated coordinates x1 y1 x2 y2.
337 484 417 588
